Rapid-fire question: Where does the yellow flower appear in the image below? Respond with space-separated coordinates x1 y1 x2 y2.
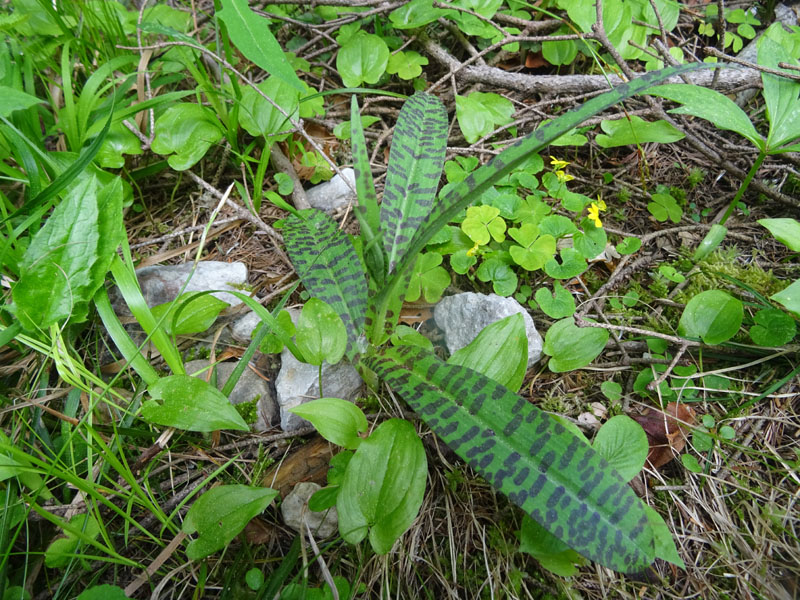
588 198 607 228
550 156 570 170
555 169 574 184
466 241 481 257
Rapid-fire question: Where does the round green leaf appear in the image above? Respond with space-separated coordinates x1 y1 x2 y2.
543 318 609 372
143 375 249 432
337 31 389 87
76 585 129 600
749 308 796 346
183 485 279 560
534 283 575 319
616 236 642 255
592 416 648 481
245 568 264 591
678 290 743 345
543 247 587 280
600 380 622 402
289 398 368 450
150 293 229 336
574 218 608 259
296 298 347 366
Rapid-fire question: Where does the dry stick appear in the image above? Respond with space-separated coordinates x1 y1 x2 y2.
184 170 293 269
270 145 311 210
129 217 242 249
705 46 800 81
647 341 691 391
574 314 702 348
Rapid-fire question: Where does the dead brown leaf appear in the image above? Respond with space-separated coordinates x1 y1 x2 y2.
632 402 696 469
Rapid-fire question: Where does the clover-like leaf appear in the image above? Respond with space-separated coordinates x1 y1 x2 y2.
749 308 796 346
574 218 608 259
476 256 517 296
509 225 555 271
386 50 429 80
647 192 682 223
543 247 587 280
534 283 575 319
616 237 642 255
462 205 506 245
406 252 450 303
151 103 223 170
389 0 449 28
538 214 577 238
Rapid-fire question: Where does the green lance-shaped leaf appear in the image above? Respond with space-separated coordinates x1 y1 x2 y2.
365 346 656 573
382 63 715 300
381 92 448 274
283 209 368 358
350 95 385 285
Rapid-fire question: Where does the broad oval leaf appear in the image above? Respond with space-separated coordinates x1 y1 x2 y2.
365 346 656 572
648 83 762 148
592 416 648 482
543 318 609 372
678 290 743 345
12 176 124 331
447 313 528 392
151 103 223 170
283 209 368 358
150 293 228 336
290 398 368 450
183 485 279 559
771 280 800 318
238 76 299 140
143 375 249 432
596 116 684 148
758 218 800 251
337 418 427 554
296 298 347 366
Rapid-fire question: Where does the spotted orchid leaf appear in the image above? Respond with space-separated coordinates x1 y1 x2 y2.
365 346 656 573
381 92 448 275
283 209 368 358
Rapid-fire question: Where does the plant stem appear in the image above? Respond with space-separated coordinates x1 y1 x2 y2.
719 151 766 225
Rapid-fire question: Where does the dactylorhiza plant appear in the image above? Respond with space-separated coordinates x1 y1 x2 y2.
280 63 712 573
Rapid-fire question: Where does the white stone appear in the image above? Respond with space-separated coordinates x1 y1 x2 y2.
433 292 543 368
280 482 338 538
275 349 362 432
305 167 356 212
112 261 248 314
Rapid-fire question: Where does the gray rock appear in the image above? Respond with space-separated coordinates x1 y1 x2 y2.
280 482 338 538
276 349 362 432
433 292 543 368
112 261 248 315
184 359 277 432
305 167 356 212
231 310 263 343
